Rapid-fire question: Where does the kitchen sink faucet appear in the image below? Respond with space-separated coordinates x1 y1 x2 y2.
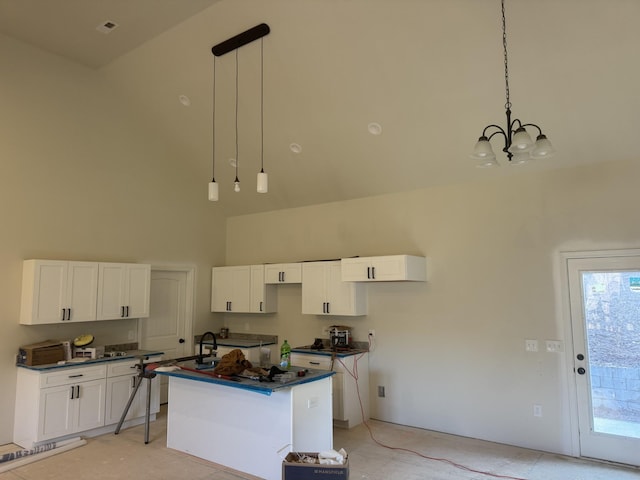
198 331 217 363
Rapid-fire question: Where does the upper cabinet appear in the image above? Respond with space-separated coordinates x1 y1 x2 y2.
20 260 150 325
211 265 276 314
97 263 151 320
341 255 427 282
302 261 367 316
20 260 99 325
264 263 302 284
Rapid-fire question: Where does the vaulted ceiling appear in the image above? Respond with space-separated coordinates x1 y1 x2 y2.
1 0 639 217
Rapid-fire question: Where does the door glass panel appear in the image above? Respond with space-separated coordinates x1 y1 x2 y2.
581 270 640 439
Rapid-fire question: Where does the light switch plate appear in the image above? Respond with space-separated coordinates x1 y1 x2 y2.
546 340 564 353
525 339 538 352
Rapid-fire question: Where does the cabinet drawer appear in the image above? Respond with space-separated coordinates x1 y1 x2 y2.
40 365 106 388
107 356 161 377
290 353 332 371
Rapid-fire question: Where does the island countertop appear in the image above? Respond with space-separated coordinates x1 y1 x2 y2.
153 362 334 396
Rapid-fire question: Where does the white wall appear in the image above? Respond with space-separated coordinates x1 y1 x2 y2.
0 34 225 444
224 158 640 454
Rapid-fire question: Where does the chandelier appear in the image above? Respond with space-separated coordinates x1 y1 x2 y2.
470 0 554 167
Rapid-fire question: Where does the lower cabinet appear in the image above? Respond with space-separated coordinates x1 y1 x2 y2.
290 352 369 428
14 358 161 448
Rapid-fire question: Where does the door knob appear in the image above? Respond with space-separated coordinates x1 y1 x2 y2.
179 338 185 344
577 353 585 361
577 367 586 375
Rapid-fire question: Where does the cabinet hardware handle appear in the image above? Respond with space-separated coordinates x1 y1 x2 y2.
310 361 320 365
61 309 66 321
326 302 330 314
68 308 72 320
76 385 80 398
131 377 136 388
126 305 129 317
281 271 285 282
68 374 84 378
367 267 371 279
70 386 75 399
371 267 375 279
260 301 263 312
121 306 125 318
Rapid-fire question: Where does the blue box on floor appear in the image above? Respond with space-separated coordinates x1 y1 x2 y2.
282 452 349 480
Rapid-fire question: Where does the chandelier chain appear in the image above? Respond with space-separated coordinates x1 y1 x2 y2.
211 56 216 181
502 0 511 110
234 48 239 182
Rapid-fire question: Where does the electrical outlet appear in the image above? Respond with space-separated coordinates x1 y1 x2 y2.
525 339 538 352
533 404 543 417
368 329 376 338
378 386 386 398
127 330 135 340
545 340 564 353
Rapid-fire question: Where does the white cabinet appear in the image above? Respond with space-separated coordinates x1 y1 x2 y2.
341 255 427 282
264 263 302 284
14 364 107 446
105 357 160 425
211 265 275 313
20 260 99 324
291 352 369 428
97 263 151 320
302 261 367 316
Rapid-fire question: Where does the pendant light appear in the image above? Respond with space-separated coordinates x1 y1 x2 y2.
209 23 271 199
470 0 554 167
257 37 268 193
208 56 219 201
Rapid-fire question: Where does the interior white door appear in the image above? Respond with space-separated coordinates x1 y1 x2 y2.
139 268 192 404
567 255 640 466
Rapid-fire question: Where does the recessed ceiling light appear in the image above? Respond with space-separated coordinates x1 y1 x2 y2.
178 95 191 107
289 143 302 154
368 123 382 135
96 20 119 34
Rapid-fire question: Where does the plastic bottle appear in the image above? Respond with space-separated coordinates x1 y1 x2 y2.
280 339 291 369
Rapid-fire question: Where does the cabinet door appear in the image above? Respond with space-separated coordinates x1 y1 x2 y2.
340 258 372 282
332 372 345 421
97 263 127 320
38 384 74 441
105 375 137 424
66 262 99 321
301 262 329 314
250 265 276 313
74 379 105 432
126 264 151 318
211 266 251 312
341 255 427 282
23 260 68 325
264 263 302 284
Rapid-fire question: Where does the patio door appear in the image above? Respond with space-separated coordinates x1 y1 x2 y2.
567 254 640 466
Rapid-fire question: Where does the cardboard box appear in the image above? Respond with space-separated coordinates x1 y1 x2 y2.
282 452 349 480
17 340 65 366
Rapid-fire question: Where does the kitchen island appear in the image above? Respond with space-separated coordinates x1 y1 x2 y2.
154 364 335 480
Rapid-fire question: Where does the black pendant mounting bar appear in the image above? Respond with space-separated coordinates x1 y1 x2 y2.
211 23 270 57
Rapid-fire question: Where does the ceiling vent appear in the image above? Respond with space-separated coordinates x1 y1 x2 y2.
96 21 119 34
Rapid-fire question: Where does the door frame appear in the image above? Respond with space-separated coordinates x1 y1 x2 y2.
558 248 640 459
139 264 196 357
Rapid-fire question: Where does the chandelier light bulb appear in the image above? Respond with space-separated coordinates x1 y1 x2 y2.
234 180 240 192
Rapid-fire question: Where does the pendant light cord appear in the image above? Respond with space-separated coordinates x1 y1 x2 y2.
502 0 511 110
260 37 264 173
234 48 239 184
211 57 216 182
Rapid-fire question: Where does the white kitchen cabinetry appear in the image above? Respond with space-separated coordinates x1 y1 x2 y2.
302 261 367 316
264 263 302 284
291 352 369 428
97 263 151 320
14 364 107 447
105 357 160 425
211 265 275 313
341 255 427 282
20 260 99 325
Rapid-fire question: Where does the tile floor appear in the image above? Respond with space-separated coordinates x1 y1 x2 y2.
1 407 638 480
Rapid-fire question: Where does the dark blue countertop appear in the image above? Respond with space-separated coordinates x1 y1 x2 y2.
201 338 276 348
291 347 368 357
16 350 164 371
154 362 335 396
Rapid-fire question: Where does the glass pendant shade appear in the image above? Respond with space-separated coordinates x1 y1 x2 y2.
530 134 555 159
509 127 534 152
208 181 219 201
257 170 268 193
511 152 530 165
471 136 496 160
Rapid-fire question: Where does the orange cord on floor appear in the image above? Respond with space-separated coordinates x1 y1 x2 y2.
336 345 528 480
